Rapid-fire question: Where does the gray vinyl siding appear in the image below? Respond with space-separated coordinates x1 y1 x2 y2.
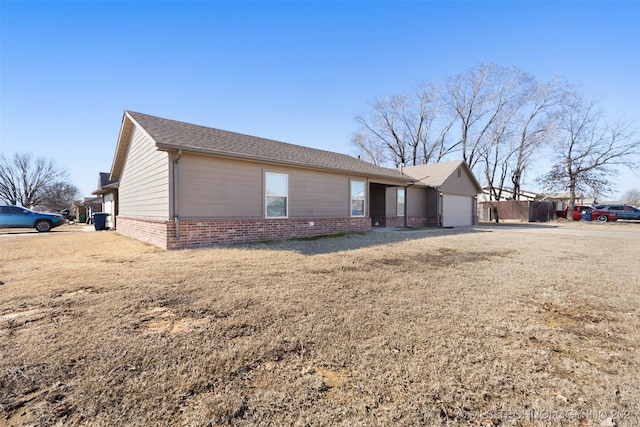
178 154 263 218
423 188 439 216
177 154 357 218
289 169 351 217
385 187 398 216
385 186 429 216
118 126 170 219
439 167 480 196
407 186 428 216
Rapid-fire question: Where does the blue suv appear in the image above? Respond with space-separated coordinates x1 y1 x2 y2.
593 204 640 220
0 205 65 232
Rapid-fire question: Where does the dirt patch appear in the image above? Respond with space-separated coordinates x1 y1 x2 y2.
539 300 611 329
137 306 209 333
1 223 639 426
0 307 45 322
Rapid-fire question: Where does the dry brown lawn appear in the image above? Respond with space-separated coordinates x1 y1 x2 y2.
1 222 639 426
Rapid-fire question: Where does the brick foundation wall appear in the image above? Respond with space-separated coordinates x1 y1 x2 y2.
116 215 441 250
378 216 441 228
116 216 372 250
116 217 172 249
413 215 441 227
383 217 405 228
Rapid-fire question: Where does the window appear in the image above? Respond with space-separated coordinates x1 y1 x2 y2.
351 180 366 216
0 206 26 214
397 187 405 216
265 172 288 218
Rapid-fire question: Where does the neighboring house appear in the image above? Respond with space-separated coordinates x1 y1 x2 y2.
541 192 597 212
109 111 454 249
72 197 103 224
92 172 119 229
402 161 483 227
70 200 86 223
478 185 542 202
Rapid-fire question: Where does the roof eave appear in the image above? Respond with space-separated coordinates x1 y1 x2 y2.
109 111 156 181
155 143 412 183
109 113 135 181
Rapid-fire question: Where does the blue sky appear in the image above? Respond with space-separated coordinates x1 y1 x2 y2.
1 0 639 199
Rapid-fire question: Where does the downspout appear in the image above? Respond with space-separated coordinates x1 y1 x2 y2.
173 149 183 240
437 187 442 227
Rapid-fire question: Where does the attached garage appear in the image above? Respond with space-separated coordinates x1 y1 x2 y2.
403 160 482 227
442 194 473 227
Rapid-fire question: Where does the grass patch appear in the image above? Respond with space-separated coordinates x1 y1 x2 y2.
1 224 639 426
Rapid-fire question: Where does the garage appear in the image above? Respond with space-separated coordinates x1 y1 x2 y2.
442 194 473 227
402 160 482 228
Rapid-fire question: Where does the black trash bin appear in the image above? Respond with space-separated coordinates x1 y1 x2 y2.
93 212 110 230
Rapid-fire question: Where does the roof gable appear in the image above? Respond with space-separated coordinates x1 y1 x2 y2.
111 111 411 183
402 160 482 192
92 172 118 195
99 172 117 188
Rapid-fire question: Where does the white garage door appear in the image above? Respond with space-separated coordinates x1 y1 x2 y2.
443 195 473 227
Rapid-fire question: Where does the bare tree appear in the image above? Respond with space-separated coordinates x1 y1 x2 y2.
353 64 557 191
39 181 80 212
445 63 523 170
352 95 411 167
509 79 563 199
351 133 386 166
351 83 455 167
621 188 640 206
0 152 70 208
537 94 640 220
414 82 458 164
481 120 519 201
352 64 626 209
475 70 562 201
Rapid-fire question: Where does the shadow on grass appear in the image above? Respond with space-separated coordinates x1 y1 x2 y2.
235 226 494 256
0 229 38 235
0 227 91 236
478 222 560 229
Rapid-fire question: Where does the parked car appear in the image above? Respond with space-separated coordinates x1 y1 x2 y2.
0 205 65 232
593 204 640 220
59 208 76 221
555 205 617 222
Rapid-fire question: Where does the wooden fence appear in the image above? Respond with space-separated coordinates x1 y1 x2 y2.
479 201 556 223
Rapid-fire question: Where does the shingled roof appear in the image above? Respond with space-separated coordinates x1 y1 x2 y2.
112 111 411 182
92 172 118 195
402 160 482 191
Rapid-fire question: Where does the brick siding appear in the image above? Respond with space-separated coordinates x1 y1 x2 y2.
116 216 372 250
116 217 171 249
383 216 440 228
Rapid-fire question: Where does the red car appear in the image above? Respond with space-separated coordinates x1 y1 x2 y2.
556 205 617 222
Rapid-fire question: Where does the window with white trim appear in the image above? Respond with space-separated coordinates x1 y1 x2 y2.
397 187 405 216
350 180 366 217
265 172 288 218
